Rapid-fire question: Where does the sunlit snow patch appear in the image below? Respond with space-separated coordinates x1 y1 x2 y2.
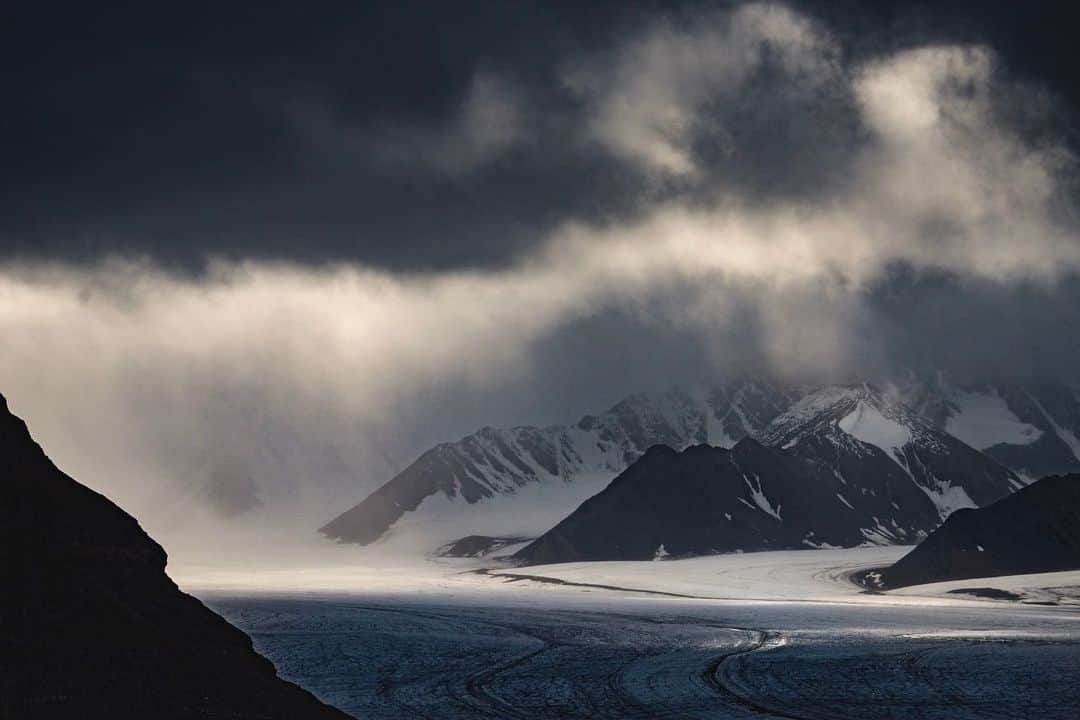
945 390 1041 449
744 473 782 521
837 400 912 454
917 480 977 519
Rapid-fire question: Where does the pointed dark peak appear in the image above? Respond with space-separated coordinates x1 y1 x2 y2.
731 436 780 463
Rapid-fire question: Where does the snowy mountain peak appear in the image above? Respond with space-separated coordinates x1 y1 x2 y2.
323 377 1037 552
757 384 931 454
753 384 1019 521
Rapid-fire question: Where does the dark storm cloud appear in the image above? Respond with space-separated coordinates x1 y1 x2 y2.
1 1 634 270
3 1 1080 271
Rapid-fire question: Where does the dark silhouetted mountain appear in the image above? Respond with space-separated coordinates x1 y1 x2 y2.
875 474 1080 589
514 438 940 564
515 386 1021 565
0 394 350 719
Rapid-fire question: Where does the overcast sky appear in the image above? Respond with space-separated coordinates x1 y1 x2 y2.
3 1 1080 558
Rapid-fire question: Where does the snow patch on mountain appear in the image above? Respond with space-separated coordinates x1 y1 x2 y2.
945 389 1042 449
917 477 978 518
838 400 913 455
744 474 783 521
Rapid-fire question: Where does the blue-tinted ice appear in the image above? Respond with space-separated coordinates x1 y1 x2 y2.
207 595 1080 719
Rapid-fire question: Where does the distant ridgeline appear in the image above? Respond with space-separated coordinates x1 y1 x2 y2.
0 393 350 719
322 380 1080 560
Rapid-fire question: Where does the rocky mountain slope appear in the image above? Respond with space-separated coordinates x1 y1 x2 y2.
514 386 1020 564
0 394 350 719
761 385 1023 519
874 474 1080 589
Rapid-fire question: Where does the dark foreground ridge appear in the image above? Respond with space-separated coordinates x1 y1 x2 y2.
0 394 350 719
877 474 1080 589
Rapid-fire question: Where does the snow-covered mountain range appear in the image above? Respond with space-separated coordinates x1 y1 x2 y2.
320 378 1080 557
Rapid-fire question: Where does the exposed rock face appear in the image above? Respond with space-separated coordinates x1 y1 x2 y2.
0 394 350 719
876 474 1080 589
515 387 1021 565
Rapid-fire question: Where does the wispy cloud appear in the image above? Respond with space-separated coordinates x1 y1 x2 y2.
564 3 840 177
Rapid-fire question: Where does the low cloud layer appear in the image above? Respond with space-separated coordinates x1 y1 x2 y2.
1 3 1079 563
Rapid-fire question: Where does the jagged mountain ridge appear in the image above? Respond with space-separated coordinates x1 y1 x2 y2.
514 386 1021 564
321 378 1079 553
0 394 350 719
